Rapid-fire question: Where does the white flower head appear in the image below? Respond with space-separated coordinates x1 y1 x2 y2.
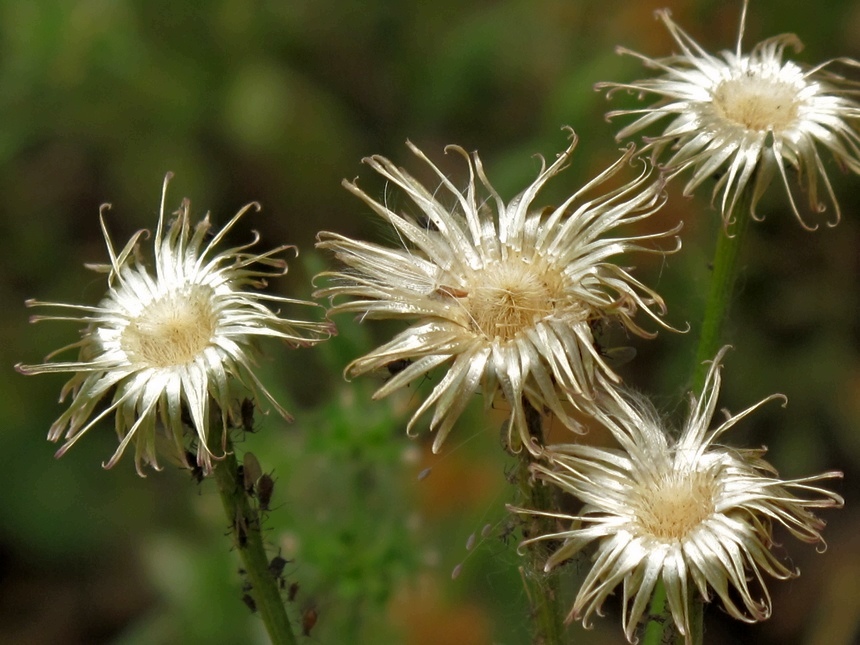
512 347 843 643
315 130 679 455
17 174 331 476
597 1 860 229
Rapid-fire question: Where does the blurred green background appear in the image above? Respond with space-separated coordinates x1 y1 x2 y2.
2 0 859 643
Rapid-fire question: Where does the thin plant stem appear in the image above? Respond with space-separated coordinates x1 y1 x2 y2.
642 581 669 645
642 580 703 645
643 193 753 645
517 400 565 645
689 594 704 645
212 440 297 645
692 198 752 392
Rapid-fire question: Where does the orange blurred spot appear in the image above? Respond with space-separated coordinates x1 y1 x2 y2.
388 573 492 645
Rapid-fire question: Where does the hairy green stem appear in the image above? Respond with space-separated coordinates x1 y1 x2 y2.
518 400 565 645
212 443 297 645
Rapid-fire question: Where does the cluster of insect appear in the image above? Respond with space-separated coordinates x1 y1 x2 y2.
238 555 316 634
233 450 319 637
190 380 539 636
184 399 319 638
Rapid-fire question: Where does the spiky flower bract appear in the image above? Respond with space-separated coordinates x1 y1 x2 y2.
315 131 678 455
597 2 860 229
17 174 330 476
512 348 843 643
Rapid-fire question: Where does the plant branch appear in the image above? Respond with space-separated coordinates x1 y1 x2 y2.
517 400 566 645
645 193 752 645
212 441 297 645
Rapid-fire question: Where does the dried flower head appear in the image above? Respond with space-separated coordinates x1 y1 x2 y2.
597 1 860 229
17 174 330 476
315 131 678 455
511 348 843 643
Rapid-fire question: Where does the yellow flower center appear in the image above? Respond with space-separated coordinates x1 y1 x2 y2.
121 285 218 367
465 256 562 342
636 471 716 541
712 75 800 133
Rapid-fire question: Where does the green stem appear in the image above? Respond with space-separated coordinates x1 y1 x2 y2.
644 195 752 645
691 201 751 392
642 581 702 645
212 443 297 645
518 400 565 645
642 581 669 645
689 594 704 645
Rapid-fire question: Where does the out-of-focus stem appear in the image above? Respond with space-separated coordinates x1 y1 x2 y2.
517 400 565 645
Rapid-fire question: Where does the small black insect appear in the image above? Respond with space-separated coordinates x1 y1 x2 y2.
268 555 289 580
385 358 412 377
287 581 300 603
243 451 263 496
184 450 205 483
416 213 439 232
240 398 256 433
256 473 275 512
242 593 257 613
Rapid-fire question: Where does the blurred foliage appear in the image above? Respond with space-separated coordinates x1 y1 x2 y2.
2 0 860 644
